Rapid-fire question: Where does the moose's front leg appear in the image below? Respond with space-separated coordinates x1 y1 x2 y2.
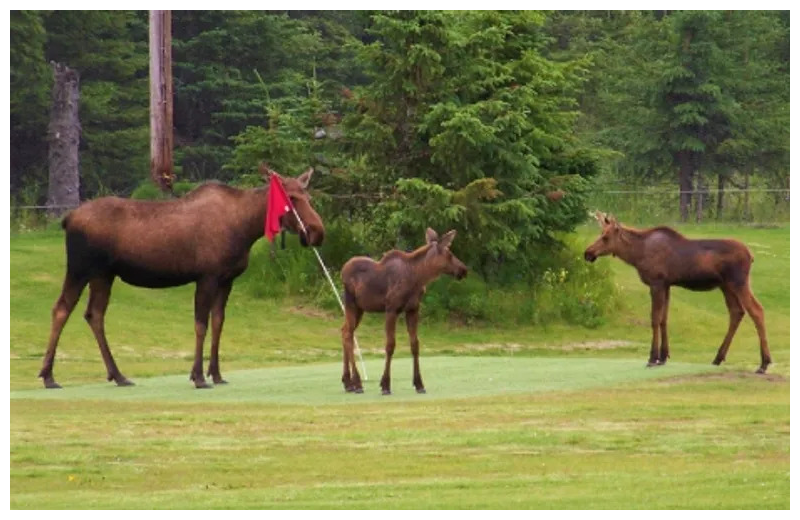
191 279 216 389
380 311 399 395
658 286 671 364
206 280 233 385
647 283 667 367
406 308 425 393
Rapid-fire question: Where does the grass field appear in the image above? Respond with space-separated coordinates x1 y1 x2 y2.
9 223 790 509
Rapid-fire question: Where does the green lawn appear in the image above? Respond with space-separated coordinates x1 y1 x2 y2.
9 223 790 509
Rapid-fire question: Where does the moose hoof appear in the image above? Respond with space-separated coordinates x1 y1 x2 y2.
194 381 213 389
755 367 767 375
382 389 392 396
43 379 62 389
213 379 228 385
353 387 364 394
712 358 723 366
646 360 661 368
115 378 135 387
416 388 427 394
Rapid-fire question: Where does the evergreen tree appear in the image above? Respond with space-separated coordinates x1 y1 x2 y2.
10 10 51 200
340 11 600 278
44 10 150 198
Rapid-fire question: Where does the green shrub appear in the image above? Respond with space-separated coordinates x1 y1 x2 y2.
237 222 620 329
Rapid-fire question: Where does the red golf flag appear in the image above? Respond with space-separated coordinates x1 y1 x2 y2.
265 173 292 241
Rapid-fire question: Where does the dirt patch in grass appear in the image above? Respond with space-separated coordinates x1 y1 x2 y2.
557 340 638 351
289 305 336 319
454 340 637 354
659 370 787 384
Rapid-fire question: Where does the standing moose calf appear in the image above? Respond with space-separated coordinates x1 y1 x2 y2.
340 228 468 394
40 165 324 389
583 212 771 373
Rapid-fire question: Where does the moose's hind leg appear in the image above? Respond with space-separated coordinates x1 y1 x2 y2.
739 289 771 374
646 284 667 367
406 309 426 393
341 306 364 393
712 286 745 367
85 276 133 386
39 275 88 388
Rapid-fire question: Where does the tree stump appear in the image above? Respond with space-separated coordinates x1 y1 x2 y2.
47 62 80 218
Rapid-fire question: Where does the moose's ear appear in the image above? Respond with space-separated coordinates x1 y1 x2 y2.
439 229 457 249
296 167 314 189
425 228 439 244
594 211 606 227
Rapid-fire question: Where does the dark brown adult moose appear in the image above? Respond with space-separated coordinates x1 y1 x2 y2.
39 164 325 389
583 211 771 373
340 228 468 394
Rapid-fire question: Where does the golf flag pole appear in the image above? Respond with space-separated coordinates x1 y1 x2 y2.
289 205 368 381
265 172 368 380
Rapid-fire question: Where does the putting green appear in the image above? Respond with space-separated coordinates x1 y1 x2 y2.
10 356 721 405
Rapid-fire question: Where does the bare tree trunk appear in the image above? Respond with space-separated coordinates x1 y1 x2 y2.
47 62 81 218
695 172 704 223
677 151 694 222
743 166 751 221
716 172 726 219
149 10 174 193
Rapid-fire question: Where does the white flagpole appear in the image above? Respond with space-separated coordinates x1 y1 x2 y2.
286 204 369 381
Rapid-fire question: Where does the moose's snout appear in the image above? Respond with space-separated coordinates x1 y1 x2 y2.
584 250 597 263
307 227 324 247
456 266 468 280
299 226 324 247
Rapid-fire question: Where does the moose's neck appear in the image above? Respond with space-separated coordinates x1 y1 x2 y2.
408 245 442 287
613 227 646 268
244 186 269 246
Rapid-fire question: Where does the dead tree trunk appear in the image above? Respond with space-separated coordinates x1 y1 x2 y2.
695 172 704 223
149 10 174 193
743 166 751 221
677 150 694 222
47 62 81 218
716 172 726 219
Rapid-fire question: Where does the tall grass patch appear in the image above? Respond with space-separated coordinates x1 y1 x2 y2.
237 225 619 328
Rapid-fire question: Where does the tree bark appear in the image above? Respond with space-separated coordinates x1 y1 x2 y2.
149 10 174 193
743 166 751 221
695 172 704 223
677 150 694 222
47 62 81 218
716 172 726 219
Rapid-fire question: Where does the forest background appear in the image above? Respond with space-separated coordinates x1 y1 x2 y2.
9 10 790 326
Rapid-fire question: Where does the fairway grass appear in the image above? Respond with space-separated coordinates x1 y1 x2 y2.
10 356 719 404
9 224 790 509
10 368 788 509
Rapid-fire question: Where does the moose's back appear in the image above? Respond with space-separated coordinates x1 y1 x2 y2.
62 184 260 288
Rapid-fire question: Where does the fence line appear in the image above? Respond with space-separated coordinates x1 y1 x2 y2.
596 188 789 195
13 204 80 210
11 187 790 211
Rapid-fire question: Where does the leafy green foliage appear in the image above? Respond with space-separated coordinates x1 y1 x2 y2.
339 11 601 278
9 10 789 326
44 11 150 198
10 11 51 199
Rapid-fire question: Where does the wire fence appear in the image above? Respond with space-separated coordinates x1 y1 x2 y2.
586 186 789 225
10 186 790 233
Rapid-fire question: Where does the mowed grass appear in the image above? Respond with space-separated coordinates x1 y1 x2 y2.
9 223 790 509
